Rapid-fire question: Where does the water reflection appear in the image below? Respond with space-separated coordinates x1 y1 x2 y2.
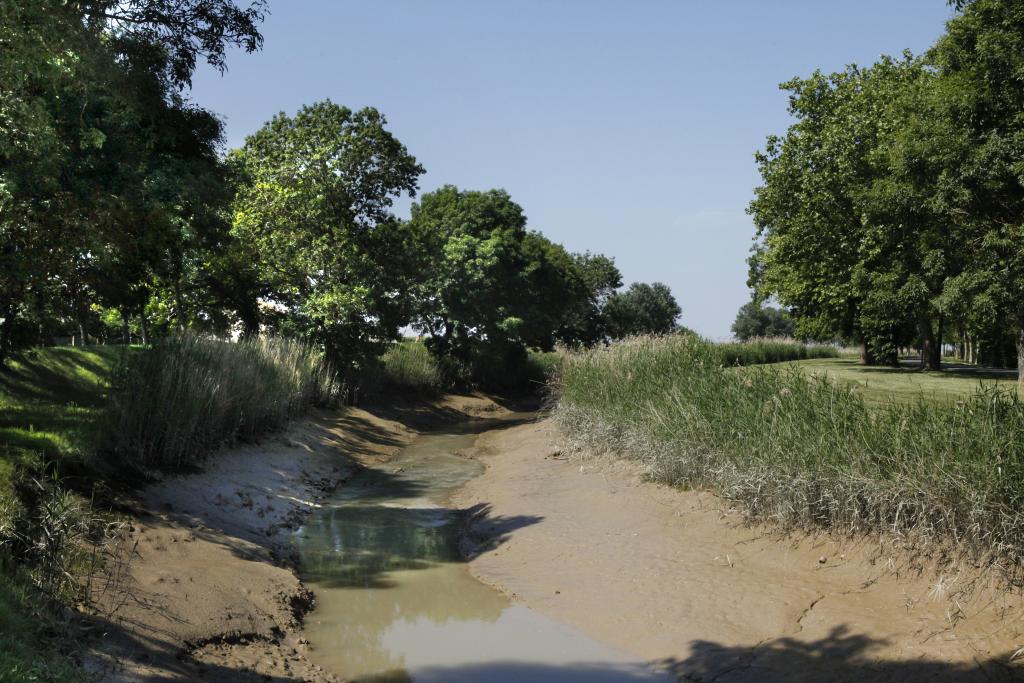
296 419 672 682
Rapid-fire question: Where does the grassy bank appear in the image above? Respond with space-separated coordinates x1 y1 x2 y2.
1 337 340 679
0 346 123 484
0 346 123 682
553 334 1024 574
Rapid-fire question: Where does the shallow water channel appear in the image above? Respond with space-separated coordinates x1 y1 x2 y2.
295 417 673 682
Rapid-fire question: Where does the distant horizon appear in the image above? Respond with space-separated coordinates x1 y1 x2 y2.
190 1 955 339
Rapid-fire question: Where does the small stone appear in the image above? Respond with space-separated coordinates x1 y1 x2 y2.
818 556 827 564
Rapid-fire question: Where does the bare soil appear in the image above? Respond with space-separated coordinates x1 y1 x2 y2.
455 419 1024 682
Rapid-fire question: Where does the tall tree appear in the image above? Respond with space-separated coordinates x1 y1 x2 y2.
731 301 795 341
749 56 932 365
232 101 424 362
929 0 1024 381
0 0 265 358
556 252 623 347
604 282 681 338
404 185 585 365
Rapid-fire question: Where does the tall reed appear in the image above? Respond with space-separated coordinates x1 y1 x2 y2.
716 337 838 366
99 334 342 471
378 341 443 392
553 334 1024 572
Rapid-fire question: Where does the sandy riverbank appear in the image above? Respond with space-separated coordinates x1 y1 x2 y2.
455 419 1024 682
87 393 510 682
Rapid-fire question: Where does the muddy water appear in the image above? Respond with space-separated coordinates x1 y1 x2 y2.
295 418 672 683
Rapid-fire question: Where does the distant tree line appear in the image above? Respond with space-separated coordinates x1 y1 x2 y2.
0 1 681 380
748 0 1024 381
730 301 795 342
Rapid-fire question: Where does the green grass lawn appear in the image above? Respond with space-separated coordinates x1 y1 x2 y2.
0 345 123 484
789 356 1021 405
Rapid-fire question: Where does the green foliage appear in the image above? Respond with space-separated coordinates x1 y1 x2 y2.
0 0 265 360
405 186 580 358
731 301 795 341
556 252 623 347
748 55 931 358
603 282 681 339
400 185 588 390
232 101 424 362
99 335 342 472
716 339 838 366
554 334 1024 569
750 2 1024 376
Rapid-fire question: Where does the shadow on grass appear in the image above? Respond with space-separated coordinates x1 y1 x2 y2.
0 347 121 407
830 356 1018 382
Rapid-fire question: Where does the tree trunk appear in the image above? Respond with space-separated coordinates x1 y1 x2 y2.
175 279 187 333
860 342 875 366
918 315 940 371
238 298 260 339
1018 326 1024 385
121 310 131 345
139 312 149 345
77 319 87 347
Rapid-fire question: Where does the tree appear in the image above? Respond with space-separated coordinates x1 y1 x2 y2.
404 185 584 369
232 101 424 362
928 0 1024 381
748 56 938 366
80 0 266 88
731 301 795 341
604 282 681 339
556 252 623 347
0 0 266 359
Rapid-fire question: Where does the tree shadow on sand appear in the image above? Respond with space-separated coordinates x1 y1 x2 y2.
656 624 1022 682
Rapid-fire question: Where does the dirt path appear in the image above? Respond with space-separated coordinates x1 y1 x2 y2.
456 419 1024 682
87 394 509 682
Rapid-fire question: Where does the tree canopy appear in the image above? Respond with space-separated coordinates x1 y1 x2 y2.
750 0 1024 379
603 283 681 338
232 101 423 361
731 302 795 341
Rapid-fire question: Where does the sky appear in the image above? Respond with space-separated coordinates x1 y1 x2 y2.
190 0 955 339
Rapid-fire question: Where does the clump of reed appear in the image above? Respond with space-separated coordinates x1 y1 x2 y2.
99 334 342 471
552 333 1024 574
378 341 443 393
716 337 838 366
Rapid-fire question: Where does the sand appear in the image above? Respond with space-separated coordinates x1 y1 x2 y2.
87 394 508 682
455 419 1024 682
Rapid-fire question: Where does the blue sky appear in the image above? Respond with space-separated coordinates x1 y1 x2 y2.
190 1 955 339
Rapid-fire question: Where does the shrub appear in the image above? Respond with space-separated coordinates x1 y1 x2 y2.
466 343 562 393
99 334 342 471
553 334 1024 573
715 337 838 366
